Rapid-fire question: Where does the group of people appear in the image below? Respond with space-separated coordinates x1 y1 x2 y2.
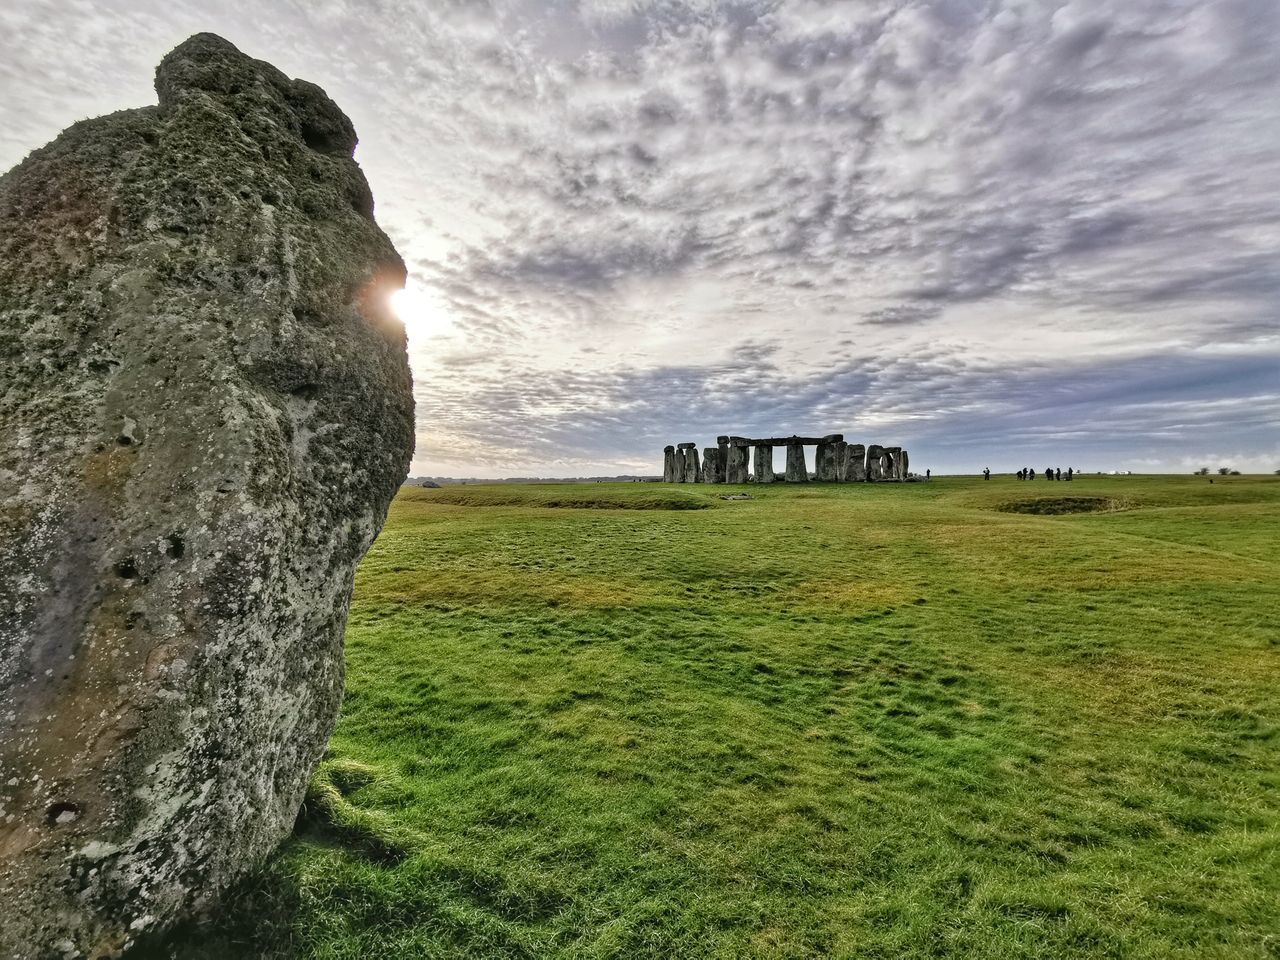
979 466 1075 480
1014 466 1072 481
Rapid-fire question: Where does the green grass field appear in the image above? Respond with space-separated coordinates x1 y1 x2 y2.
161 475 1279 959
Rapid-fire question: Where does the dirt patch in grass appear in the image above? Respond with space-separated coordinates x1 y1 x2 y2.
997 496 1131 516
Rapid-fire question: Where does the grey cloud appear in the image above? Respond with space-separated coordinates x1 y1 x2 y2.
862 304 941 326
415 337 1280 473
3 0 1278 474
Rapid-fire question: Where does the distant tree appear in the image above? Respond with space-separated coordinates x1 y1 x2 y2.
1229 470 1241 476
1194 467 1209 476
1217 467 1231 475
1275 469 1280 475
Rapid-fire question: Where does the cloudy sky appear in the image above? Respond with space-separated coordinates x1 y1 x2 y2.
3 0 1278 476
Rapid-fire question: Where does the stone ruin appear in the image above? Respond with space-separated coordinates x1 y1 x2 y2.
664 435 909 483
0 34 413 956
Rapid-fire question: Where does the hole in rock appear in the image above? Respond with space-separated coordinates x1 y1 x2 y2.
165 534 185 560
46 802 81 826
116 435 133 447
301 122 332 152
290 383 319 401
114 559 139 580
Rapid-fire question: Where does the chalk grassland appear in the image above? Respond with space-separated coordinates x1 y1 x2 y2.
163 476 1279 959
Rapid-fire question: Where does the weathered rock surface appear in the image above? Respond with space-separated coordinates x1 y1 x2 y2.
702 447 722 483
843 444 867 482
684 447 702 483
663 445 677 483
884 446 903 481
753 445 775 484
866 444 887 481
815 441 839 482
0 34 413 957
725 442 750 484
785 442 808 482
673 448 688 481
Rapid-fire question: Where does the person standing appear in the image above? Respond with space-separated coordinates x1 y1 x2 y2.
983 467 990 480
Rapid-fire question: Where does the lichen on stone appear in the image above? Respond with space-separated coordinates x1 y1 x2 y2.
0 33 413 957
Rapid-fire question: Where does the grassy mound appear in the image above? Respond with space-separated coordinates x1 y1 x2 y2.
401 483 713 510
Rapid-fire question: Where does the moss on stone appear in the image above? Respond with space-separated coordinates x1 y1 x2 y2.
0 33 413 957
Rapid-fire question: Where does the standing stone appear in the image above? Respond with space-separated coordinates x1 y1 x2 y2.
0 35 414 956
673 448 687 482
663 445 677 483
785 442 809 482
834 440 848 481
899 449 910 479
866 444 887 480
884 447 902 481
815 435 842 482
717 436 729 476
726 442 750 484
702 447 722 483
843 444 867 482
684 447 702 483
753 445 775 484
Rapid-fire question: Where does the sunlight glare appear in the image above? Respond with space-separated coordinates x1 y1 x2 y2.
390 285 450 338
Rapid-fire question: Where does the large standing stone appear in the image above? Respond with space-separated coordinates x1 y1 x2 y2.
866 444 887 480
899 449 910 479
0 35 414 956
684 447 702 483
842 444 867 482
663 445 677 483
726 442 750 484
753 445 775 483
702 447 722 483
815 435 842 482
785 442 809 482
672 448 687 482
884 446 903 481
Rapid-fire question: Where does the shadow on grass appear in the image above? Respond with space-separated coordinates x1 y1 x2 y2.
126 858 301 960
128 761 409 959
